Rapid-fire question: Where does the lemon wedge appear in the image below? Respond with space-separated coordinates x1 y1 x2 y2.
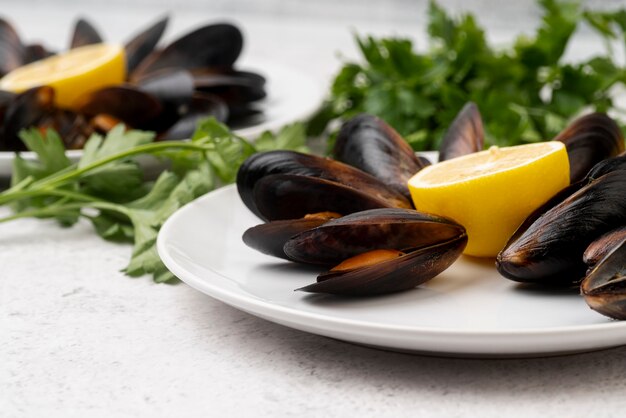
408 142 570 257
0 43 126 109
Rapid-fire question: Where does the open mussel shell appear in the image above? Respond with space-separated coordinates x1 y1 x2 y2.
70 18 103 48
334 114 429 199
243 215 338 261
553 113 624 183
581 237 626 320
297 235 467 296
74 85 163 128
497 171 626 285
439 102 484 162
0 18 25 76
284 208 467 265
132 23 243 79
193 70 266 106
584 227 626 270
159 93 228 140
236 150 412 219
1 86 54 151
253 174 399 222
125 16 168 74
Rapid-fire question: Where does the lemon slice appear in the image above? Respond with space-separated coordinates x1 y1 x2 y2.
0 43 126 109
408 142 570 257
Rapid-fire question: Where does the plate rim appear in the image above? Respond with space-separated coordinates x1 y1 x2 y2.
157 185 626 354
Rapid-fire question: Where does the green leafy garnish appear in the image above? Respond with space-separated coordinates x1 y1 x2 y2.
0 120 308 283
313 0 626 149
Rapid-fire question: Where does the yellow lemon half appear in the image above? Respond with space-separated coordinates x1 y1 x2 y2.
408 142 570 257
0 43 126 110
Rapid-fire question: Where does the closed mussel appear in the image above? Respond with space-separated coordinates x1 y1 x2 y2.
496 171 626 285
236 150 412 220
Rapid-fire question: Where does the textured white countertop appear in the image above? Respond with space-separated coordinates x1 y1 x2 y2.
2 1 626 417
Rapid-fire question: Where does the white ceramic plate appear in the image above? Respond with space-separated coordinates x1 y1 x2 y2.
0 59 324 177
157 185 626 358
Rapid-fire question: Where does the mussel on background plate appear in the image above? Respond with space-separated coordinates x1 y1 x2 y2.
0 16 266 151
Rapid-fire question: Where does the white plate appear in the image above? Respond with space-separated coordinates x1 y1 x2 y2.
0 59 324 177
157 185 626 358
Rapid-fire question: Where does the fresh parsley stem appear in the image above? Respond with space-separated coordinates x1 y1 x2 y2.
0 200 127 224
33 141 215 190
0 186 102 206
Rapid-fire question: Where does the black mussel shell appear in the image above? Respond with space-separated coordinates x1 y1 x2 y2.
70 18 103 48
333 114 429 200
585 153 626 181
125 16 168 74
74 85 163 128
133 23 243 79
138 69 195 132
297 235 467 296
193 70 266 106
584 227 626 270
581 237 626 320
253 174 398 222
497 171 626 285
159 93 228 140
553 113 624 183
1 86 54 151
243 217 335 260
0 18 24 76
236 150 412 220
439 102 484 162
284 208 466 265
23 43 52 64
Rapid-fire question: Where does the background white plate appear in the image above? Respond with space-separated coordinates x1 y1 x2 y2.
157 185 626 358
0 59 324 177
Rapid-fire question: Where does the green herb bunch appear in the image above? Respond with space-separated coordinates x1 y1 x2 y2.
312 0 626 150
0 120 308 283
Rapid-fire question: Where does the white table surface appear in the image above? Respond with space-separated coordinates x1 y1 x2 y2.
2 1 626 417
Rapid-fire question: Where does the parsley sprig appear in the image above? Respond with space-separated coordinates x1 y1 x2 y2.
0 119 308 282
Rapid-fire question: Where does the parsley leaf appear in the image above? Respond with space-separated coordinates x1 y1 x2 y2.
316 0 626 150
0 118 308 283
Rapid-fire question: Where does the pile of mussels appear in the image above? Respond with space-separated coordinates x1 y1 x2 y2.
0 16 265 150
236 103 626 320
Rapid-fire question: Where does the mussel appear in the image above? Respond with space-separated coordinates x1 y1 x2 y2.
333 114 429 199
581 237 626 320
0 17 265 150
553 113 624 183
236 150 412 221
286 209 467 295
583 227 626 270
438 102 484 162
496 170 626 285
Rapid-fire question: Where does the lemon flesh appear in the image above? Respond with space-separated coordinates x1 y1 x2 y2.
408 142 570 257
0 43 126 110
